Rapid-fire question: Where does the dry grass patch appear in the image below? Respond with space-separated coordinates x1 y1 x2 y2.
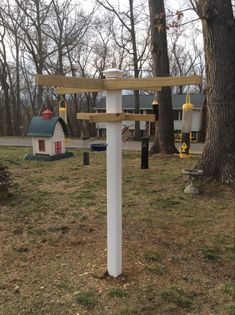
0 146 234 315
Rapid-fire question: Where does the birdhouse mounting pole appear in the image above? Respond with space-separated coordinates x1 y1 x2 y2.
103 69 124 278
35 70 202 278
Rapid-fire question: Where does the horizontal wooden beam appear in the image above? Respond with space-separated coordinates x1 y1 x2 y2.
36 74 202 93
55 87 103 94
36 74 103 91
103 75 202 90
124 113 156 122
77 113 126 122
77 112 156 122
55 86 161 94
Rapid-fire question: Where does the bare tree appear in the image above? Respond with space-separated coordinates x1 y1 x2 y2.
0 25 13 135
168 27 204 93
96 0 150 140
12 0 52 113
0 1 25 134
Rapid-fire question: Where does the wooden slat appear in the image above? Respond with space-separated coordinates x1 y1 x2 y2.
124 113 156 122
103 75 202 90
76 113 92 120
36 74 103 90
77 112 156 122
36 74 201 92
77 113 126 122
55 86 162 94
122 126 133 142
55 87 103 94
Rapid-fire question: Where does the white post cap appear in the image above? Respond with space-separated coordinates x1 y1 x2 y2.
103 68 124 79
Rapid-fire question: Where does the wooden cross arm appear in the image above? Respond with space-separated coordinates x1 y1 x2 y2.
77 112 156 122
36 74 103 91
36 74 202 93
77 113 126 122
103 75 202 90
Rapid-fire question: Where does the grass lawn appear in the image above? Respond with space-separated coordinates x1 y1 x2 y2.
0 146 234 315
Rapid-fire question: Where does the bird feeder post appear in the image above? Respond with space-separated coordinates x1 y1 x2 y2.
103 68 124 278
35 71 202 277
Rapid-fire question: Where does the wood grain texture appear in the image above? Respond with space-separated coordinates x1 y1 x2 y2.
76 112 156 122
36 74 202 92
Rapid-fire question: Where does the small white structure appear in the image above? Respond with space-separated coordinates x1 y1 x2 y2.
26 109 72 161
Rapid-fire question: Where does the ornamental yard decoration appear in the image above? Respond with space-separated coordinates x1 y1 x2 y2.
36 68 202 278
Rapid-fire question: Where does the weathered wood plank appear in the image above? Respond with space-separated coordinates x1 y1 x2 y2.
77 113 126 122
124 114 156 122
55 86 161 94
76 113 92 120
55 87 103 94
36 74 103 90
103 75 202 90
36 74 202 92
77 112 156 122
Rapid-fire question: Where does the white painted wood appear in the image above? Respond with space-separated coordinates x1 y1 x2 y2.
33 137 51 155
103 69 124 278
51 122 66 154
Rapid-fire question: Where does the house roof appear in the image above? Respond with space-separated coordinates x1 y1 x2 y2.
95 94 204 110
27 116 68 137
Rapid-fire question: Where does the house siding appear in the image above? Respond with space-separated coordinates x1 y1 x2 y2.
94 94 204 139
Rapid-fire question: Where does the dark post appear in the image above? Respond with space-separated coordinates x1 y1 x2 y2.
141 137 149 169
152 97 159 121
83 152 90 165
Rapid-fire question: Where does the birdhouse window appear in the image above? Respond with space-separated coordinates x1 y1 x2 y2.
38 140 45 152
55 141 62 155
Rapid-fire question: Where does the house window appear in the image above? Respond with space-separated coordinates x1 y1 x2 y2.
173 110 182 120
179 110 182 120
38 140 45 152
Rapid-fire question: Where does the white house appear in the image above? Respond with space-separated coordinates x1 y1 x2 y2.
25 109 73 161
94 94 204 141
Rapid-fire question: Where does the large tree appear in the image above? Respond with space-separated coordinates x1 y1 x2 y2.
149 0 178 153
190 0 235 184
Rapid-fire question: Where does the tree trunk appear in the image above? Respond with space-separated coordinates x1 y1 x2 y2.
15 37 21 135
149 0 178 154
194 0 235 184
0 61 13 136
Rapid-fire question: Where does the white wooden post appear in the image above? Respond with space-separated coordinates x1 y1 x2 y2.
103 68 124 277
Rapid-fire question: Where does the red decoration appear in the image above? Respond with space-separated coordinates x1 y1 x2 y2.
42 109 53 120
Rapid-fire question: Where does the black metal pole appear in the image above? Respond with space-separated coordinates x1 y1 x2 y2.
141 137 149 169
83 152 90 165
